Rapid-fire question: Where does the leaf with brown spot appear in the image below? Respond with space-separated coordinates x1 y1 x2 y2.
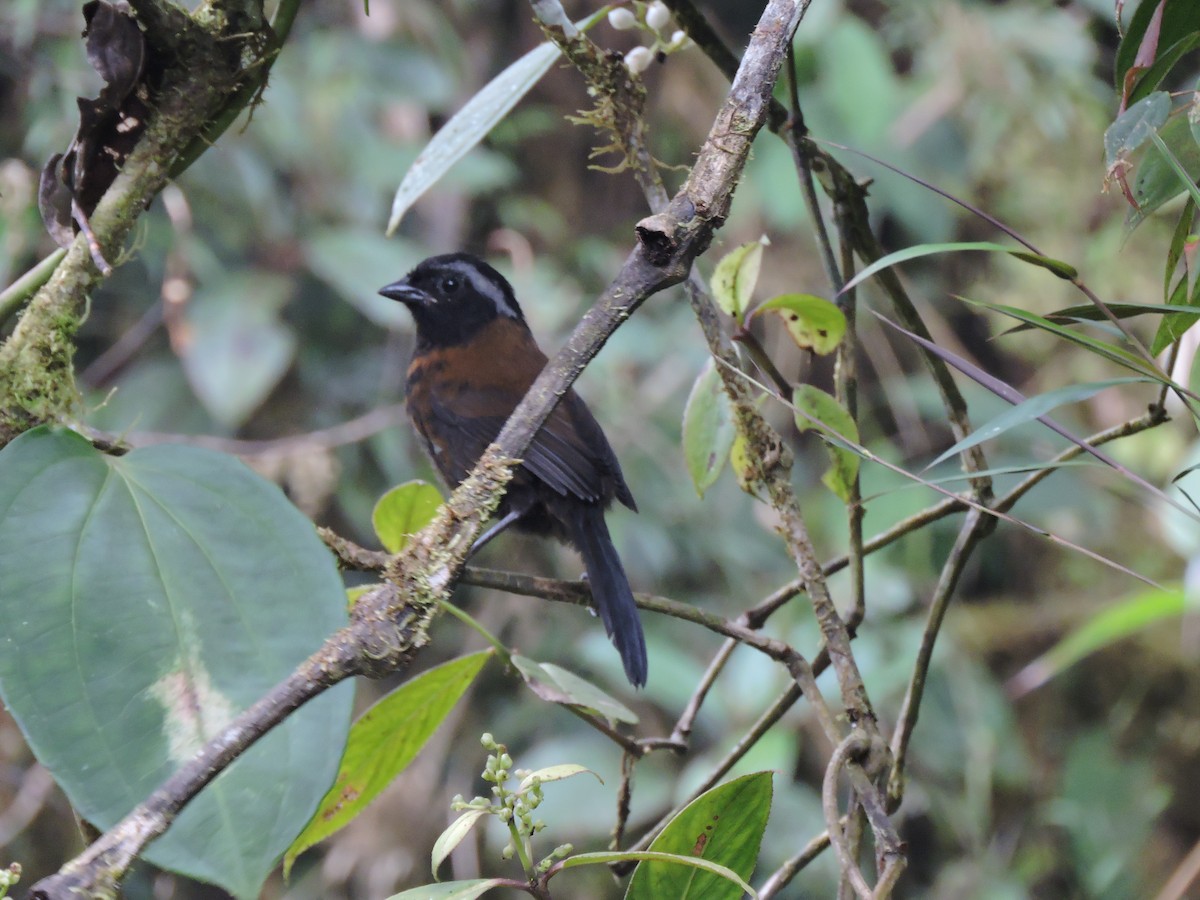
753 293 846 354
285 651 492 876
626 771 772 900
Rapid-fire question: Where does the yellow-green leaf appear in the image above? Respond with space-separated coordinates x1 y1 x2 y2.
793 385 860 502
710 237 768 322
729 432 755 494
754 293 846 354
285 651 491 874
372 480 443 553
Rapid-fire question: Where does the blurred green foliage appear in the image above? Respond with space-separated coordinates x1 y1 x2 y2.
3 0 1200 897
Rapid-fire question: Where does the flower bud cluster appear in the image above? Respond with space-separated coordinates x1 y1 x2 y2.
607 2 692 75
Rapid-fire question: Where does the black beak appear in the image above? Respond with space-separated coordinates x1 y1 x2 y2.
378 278 428 305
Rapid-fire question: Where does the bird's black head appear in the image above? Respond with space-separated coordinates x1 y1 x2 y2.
379 253 526 347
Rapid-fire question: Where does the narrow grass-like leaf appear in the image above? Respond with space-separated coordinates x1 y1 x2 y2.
388 45 559 232
841 242 1077 295
1008 588 1184 696
682 359 735 496
927 378 1154 469
793 385 860 501
286 651 491 872
735 355 1164 586
754 293 846 354
373 480 444 552
625 771 771 900
1191 74 1200 148
875 309 1200 526
387 11 607 233
959 297 1160 377
998 301 1196 335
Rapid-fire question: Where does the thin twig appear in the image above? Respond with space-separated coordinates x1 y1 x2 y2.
106 403 410 456
888 507 993 804
822 735 874 900
668 637 737 746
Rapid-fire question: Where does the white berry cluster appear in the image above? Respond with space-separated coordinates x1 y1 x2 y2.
608 1 691 75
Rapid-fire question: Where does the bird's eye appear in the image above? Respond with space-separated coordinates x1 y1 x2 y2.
440 276 460 294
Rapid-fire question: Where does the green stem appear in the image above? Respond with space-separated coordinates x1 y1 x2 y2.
0 250 66 330
437 598 514 666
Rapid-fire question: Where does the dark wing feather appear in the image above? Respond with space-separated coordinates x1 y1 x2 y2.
426 389 632 508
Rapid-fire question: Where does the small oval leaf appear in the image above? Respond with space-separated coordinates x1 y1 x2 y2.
682 359 735 496
710 237 768 321
754 293 846 354
373 480 444 553
517 764 602 793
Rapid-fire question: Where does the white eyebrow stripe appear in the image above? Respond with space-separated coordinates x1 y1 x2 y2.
446 260 519 319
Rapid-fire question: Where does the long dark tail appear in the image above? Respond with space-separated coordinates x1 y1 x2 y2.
571 506 647 688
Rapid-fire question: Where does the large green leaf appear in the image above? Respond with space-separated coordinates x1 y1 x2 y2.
625 771 772 900
0 427 352 898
